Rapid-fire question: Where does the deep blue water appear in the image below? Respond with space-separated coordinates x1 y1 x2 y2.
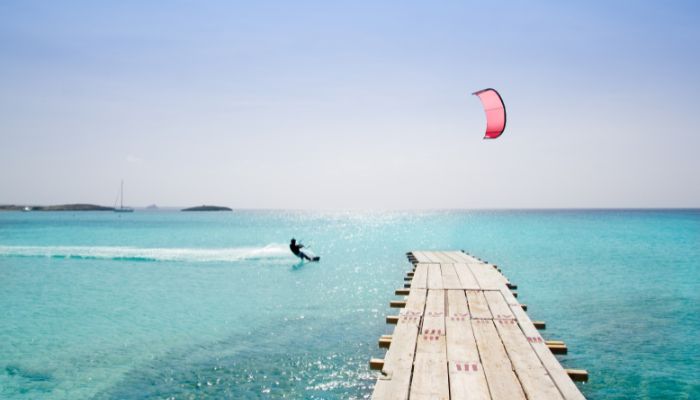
0 210 698 399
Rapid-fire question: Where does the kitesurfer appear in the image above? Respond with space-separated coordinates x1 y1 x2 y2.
290 238 312 261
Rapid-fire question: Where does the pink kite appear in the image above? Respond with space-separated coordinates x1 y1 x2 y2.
473 88 506 139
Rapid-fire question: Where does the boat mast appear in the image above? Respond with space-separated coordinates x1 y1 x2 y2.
120 180 124 209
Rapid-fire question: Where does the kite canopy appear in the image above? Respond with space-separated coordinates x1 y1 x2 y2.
473 88 506 139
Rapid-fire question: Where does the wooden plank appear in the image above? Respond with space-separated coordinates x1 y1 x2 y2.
412 251 432 263
483 290 513 321
494 318 563 399
499 288 585 400
485 291 563 400
443 251 468 263
422 251 443 263
467 290 493 319
410 289 448 400
449 251 481 263
445 290 490 400
411 263 428 289
469 262 508 290
404 288 427 314
472 319 526 399
427 263 444 289
415 251 433 262
372 289 427 400
434 251 456 264
409 353 449 400
421 289 446 345
440 263 462 289
454 263 481 290
372 323 417 399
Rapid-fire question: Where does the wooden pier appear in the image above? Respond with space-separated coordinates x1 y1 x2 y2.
370 251 586 400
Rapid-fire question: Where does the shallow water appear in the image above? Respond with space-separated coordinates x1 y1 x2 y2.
0 210 698 399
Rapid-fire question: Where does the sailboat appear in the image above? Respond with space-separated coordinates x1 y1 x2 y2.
114 180 134 213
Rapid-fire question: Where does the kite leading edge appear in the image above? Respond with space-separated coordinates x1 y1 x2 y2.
473 88 506 139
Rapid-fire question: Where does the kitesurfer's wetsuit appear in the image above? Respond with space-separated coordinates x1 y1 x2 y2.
290 239 311 261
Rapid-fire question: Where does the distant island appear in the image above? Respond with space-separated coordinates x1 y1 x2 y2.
0 204 114 211
181 205 232 212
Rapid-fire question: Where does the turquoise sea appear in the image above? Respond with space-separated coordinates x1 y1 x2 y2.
0 210 698 399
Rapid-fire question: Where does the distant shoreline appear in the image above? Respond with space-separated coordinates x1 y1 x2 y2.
0 204 114 211
181 205 232 212
0 204 235 212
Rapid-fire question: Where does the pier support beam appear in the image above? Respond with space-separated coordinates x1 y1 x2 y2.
369 358 385 370
566 369 588 382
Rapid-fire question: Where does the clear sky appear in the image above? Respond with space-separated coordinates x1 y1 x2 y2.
1 1 698 209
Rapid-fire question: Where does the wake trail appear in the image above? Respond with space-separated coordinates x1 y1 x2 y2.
0 244 293 263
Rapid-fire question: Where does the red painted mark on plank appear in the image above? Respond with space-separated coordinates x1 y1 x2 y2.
454 362 480 373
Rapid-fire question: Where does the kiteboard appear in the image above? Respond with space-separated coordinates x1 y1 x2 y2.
301 250 320 262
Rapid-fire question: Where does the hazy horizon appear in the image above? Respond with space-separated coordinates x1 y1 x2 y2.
2 1 699 209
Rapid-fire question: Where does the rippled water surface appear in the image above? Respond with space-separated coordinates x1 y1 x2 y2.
0 210 698 399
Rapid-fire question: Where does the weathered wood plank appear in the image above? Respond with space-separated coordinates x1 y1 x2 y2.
443 251 468 263
440 263 462 289
467 290 493 319
434 251 457 264
404 288 427 314
445 290 490 400
410 289 448 400
485 291 563 400
410 352 449 400
499 288 585 400
450 251 481 263
412 251 432 263
483 290 513 321
472 319 527 399
469 262 508 290
371 327 416 399
421 289 446 346
454 263 481 290
423 251 444 263
372 289 427 400
411 263 428 289
427 263 444 289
